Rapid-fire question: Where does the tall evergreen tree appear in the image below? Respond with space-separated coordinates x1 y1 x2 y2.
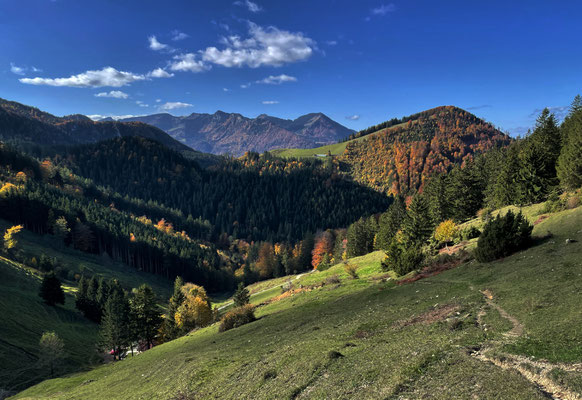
39 272 65 306
557 96 582 190
233 282 250 307
375 197 406 251
489 144 522 208
100 290 130 360
161 277 186 341
402 195 433 245
346 217 374 257
130 284 162 349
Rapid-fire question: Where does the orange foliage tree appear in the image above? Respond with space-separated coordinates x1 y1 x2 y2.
311 231 334 269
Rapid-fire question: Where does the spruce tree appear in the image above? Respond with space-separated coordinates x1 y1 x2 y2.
130 284 162 349
557 96 582 190
490 144 522 208
39 272 65 306
375 197 406 251
402 195 433 245
100 290 130 360
161 277 186 341
233 282 250 307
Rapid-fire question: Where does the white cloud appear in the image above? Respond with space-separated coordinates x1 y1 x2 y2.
95 90 129 99
20 67 146 88
262 100 279 104
136 100 149 107
149 35 169 51
88 114 144 121
171 30 189 41
256 74 297 85
325 40 338 46
147 68 174 78
240 83 251 89
155 98 161 103
158 101 193 111
223 88 230 92
234 0 262 13
31 66 42 72
345 114 360 120
371 3 396 16
169 53 210 73
200 22 315 68
10 63 25 75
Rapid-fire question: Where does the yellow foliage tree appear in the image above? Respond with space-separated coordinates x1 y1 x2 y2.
434 220 458 245
174 283 212 331
0 182 18 198
4 225 23 251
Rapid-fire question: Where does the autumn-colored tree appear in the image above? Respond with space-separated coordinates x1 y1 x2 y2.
312 231 334 269
434 220 458 245
40 160 56 181
3 224 23 252
255 242 276 279
15 171 28 184
174 283 212 331
0 182 18 198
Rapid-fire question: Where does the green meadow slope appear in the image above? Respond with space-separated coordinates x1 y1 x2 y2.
0 222 173 397
13 204 582 399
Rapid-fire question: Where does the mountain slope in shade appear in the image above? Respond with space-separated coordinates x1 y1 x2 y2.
339 106 511 195
115 111 355 156
0 98 191 152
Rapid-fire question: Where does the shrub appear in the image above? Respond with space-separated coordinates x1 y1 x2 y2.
475 210 533 262
433 220 458 246
460 226 481 241
325 275 341 285
381 240 424 276
219 304 256 332
232 282 250 307
344 264 358 279
542 190 563 213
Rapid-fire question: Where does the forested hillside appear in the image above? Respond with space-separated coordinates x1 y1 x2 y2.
56 137 390 242
0 98 190 152
340 106 511 195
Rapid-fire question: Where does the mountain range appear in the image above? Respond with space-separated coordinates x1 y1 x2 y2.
107 111 354 156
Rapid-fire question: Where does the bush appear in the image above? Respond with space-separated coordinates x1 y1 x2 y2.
475 210 533 262
460 226 481 241
344 264 358 279
381 240 424 276
325 275 341 285
219 304 256 332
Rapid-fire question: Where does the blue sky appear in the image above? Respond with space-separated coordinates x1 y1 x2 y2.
1 0 581 135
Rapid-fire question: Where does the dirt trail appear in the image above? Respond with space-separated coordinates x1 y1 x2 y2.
471 290 582 400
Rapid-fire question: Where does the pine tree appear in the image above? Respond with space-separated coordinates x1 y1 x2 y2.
160 277 186 342
402 195 433 245
130 284 162 349
375 196 406 251
490 144 522 208
39 272 65 306
100 290 130 360
346 218 374 257
233 282 250 307
557 96 582 190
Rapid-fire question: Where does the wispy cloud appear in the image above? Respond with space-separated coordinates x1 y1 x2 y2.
88 114 145 121
530 106 569 121
345 114 360 120
171 30 189 41
148 35 169 51
95 90 129 99
466 104 492 111
240 83 251 89
136 100 149 107
20 67 147 88
234 0 262 13
10 63 26 75
325 40 338 46
262 100 279 104
158 101 193 111
372 3 396 15
223 88 230 92
256 74 297 85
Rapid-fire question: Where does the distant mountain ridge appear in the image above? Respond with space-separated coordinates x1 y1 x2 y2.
111 111 355 156
0 98 191 152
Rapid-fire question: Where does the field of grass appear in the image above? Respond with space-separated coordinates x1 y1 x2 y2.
0 257 99 396
13 204 582 399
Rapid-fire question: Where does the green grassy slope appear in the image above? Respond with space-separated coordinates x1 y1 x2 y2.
0 257 99 395
14 205 582 399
